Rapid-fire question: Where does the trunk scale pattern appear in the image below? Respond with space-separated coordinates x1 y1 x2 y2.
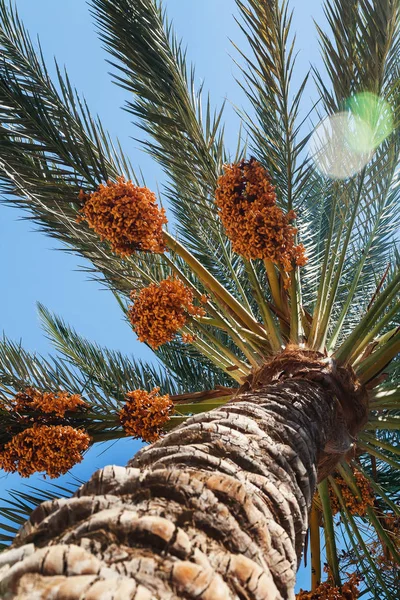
0 364 363 599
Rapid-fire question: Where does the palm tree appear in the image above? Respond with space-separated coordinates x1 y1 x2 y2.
0 0 399 597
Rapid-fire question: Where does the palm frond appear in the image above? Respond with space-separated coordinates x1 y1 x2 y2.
0 0 129 184
334 263 400 364
331 460 400 598
0 335 86 399
304 0 400 350
0 480 79 549
38 303 184 398
155 341 237 391
38 302 236 394
0 0 171 296
235 0 310 211
316 0 400 111
328 152 400 348
329 475 396 598
0 0 268 384
90 0 256 306
0 335 131 435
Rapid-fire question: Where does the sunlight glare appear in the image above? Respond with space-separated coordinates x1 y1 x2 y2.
309 93 394 180
347 92 394 153
309 112 373 180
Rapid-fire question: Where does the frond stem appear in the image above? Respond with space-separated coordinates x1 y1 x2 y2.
310 501 321 590
357 440 400 471
289 269 301 344
181 326 245 383
318 478 341 586
244 259 282 352
327 210 384 350
331 482 388 596
314 172 366 350
264 259 287 317
355 333 400 383
334 270 400 364
194 321 255 371
165 232 266 338
308 184 341 346
218 236 255 316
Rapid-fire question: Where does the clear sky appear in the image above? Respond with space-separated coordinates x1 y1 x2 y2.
0 0 326 590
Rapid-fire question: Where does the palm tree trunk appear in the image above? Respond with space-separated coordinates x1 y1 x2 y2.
0 374 362 600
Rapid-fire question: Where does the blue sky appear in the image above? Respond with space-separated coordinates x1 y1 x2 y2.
1 0 327 590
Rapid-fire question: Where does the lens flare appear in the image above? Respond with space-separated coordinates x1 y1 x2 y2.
309 112 373 179
309 93 394 180
347 92 394 153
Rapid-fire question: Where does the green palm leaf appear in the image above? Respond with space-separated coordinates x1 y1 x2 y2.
235 0 310 211
90 0 255 307
38 302 234 397
0 481 79 550
0 0 174 297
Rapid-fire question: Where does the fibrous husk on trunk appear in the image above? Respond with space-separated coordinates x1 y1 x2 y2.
237 347 369 481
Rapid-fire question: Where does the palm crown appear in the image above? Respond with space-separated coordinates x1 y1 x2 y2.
0 0 399 597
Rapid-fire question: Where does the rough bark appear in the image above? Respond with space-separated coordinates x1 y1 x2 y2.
0 370 364 600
